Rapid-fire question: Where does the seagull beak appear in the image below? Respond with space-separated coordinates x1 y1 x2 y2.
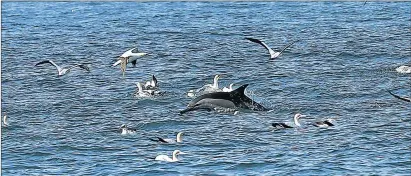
179 152 188 155
300 115 307 118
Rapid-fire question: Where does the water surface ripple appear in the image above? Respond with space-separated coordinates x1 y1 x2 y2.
1 2 410 175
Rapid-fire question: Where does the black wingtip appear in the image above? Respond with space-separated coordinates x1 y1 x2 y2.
148 138 159 142
35 60 50 66
152 75 157 84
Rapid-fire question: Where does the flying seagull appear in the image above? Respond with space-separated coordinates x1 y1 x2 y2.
245 37 298 60
113 48 148 76
35 60 90 76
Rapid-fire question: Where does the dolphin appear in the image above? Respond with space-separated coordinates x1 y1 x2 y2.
180 84 269 114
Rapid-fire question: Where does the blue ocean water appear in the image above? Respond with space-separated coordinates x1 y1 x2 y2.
1 2 410 175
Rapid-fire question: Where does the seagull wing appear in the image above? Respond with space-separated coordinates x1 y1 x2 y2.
313 121 324 127
67 64 90 72
278 40 298 55
152 75 158 87
77 64 91 72
130 48 139 53
388 91 411 102
157 137 169 143
272 122 293 128
245 37 275 55
35 60 62 72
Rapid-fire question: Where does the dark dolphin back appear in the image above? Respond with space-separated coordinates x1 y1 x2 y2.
230 84 269 111
187 84 269 111
188 92 231 107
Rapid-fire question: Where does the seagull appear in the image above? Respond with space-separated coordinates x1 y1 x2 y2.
187 89 196 97
272 113 306 129
35 60 90 76
245 37 298 60
222 83 234 92
313 119 335 128
135 82 154 97
2 113 9 127
144 75 158 90
113 48 148 76
120 124 137 135
187 75 221 96
202 74 221 92
151 132 184 144
155 150 186 162
388 91 411 102
395 65 411 74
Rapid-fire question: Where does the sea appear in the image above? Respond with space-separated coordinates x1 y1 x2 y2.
1 2 410 175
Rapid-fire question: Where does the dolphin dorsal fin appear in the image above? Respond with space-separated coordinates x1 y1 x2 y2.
230 84 249 96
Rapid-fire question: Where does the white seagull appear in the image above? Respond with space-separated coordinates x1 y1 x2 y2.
2 114 9 127
155 150 186 162
187 75 221 96
313 119 335 128
135 82 154 97
222 83 235 92
245 37 298 60
35 60 90 76
203 74 221 92
151 132 184 143
272 113 306 129
120 124 137 135
113 48 148 76
187 89 196 97
395 65 411 74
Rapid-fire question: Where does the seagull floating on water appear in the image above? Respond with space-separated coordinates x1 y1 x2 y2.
155 150 186 162
2 114 9 127
313 119 335 127
222 83 234 92
388 90 411 102
113 48 148 76
187 74 222 96
187 89 196 97
272 113 306 129
151 132 183 143
245 37 298 60
203 74 221 92
35 60 90 76
395 65 411 74
135 82 154 97
120 124 137 135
